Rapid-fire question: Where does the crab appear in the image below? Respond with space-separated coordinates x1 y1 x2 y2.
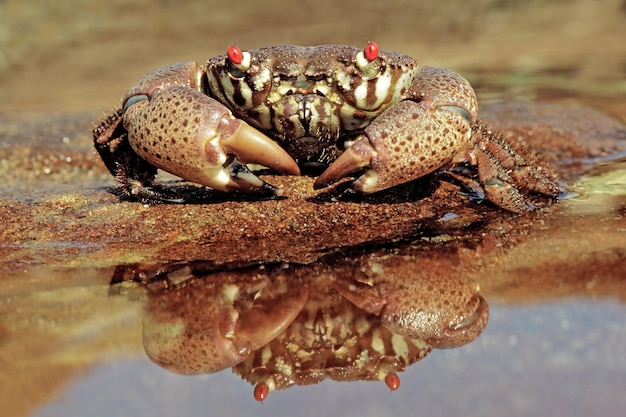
138 257 489 401
93 42 559 212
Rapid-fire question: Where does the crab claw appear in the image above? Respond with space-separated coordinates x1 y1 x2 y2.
217 117 301 193
142 276 309 375
124 85 299 194
332 269 489 349
313 136 379 191
314 99 473 193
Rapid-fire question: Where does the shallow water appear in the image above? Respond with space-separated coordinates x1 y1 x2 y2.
1 162 624 417
28 302 626 417
1 1 626 416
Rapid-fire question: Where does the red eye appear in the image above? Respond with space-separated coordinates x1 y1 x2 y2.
364 41 379 62
227 45 243 65
254 383 269 402
385 373 400 391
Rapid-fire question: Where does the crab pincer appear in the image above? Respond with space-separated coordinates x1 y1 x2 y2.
314 78 475 193
123 84 300 195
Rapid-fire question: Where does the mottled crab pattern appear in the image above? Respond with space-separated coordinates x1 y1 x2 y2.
93 42 559 212
140 260 489 401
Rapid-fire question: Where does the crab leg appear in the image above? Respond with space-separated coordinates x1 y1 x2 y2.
124 85 300 194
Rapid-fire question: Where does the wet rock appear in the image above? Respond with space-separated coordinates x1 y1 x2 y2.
481 101 626 181
0 103 625 271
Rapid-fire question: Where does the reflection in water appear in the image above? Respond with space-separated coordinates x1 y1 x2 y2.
110 250 488 401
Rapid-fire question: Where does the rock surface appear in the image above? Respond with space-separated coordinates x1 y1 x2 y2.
1 102 625 272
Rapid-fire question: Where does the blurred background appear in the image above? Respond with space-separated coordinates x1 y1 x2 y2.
0 0 625 116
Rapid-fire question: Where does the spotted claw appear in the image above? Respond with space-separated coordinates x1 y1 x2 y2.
332 272 489 349
123 85 300 196
314 99 473 193
143 274 309 375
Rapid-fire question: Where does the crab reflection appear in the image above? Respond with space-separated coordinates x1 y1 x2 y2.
114 252 488 401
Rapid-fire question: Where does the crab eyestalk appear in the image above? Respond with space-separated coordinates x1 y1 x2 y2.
355 41 382 78
364 41 380 62
385 373 400 391
226 45 252 73
253 383 270 402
